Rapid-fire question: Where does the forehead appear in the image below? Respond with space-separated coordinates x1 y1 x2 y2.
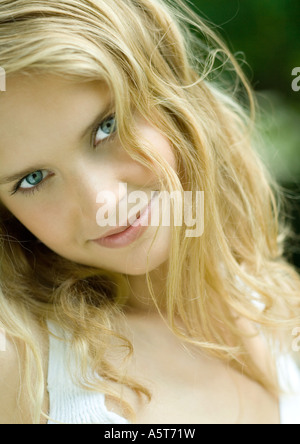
0 73 109 114
0 74 109 159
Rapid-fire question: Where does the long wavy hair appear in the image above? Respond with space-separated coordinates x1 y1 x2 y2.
0 0 299 424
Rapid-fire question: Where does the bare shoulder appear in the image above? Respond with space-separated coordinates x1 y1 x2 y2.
226 361 280 424
234 315 278 375
0 332 25 423
0 325 46 424
231 315 280 424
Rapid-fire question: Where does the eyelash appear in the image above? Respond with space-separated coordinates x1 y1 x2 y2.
10 113 117 197
10 174 47 196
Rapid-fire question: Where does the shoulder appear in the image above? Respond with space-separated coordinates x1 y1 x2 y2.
233 316 281 423
233 313 277 374
0 328 43 424
0 332 23 423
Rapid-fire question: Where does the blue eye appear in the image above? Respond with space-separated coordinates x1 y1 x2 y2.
20 171 44 188
94 114 117 145
11 170 51 195
21 171 44 188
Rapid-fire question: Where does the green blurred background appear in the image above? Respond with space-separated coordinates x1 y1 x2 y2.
188 0 300 270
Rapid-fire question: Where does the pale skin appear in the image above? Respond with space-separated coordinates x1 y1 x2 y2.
0 75 280 423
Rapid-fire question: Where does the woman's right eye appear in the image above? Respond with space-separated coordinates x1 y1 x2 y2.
11 170 51 195
20 171 45 188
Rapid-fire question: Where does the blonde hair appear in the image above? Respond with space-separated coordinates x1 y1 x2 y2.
0 0 299 423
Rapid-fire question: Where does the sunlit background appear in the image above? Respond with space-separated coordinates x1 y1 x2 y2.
188 0 300 270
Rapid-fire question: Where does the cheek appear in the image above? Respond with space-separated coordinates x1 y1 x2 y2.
136 115 177 174
2 201 66 245
156 134 177 172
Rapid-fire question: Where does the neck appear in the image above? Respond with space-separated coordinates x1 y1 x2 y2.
123 260 169 314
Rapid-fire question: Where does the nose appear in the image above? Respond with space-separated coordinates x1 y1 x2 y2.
69 163 127 231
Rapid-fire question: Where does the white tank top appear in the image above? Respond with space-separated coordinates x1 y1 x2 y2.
47 322 129 425
46 322 300 424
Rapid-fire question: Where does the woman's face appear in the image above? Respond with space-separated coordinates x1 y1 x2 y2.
0 75 176 275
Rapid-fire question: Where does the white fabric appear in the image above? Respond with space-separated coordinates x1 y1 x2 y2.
46 321 300 424
277 353 300 424
47 322 129 424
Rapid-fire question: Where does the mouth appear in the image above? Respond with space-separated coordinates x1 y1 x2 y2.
95 191 159 240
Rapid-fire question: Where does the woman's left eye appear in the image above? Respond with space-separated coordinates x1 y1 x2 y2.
94 114 117 146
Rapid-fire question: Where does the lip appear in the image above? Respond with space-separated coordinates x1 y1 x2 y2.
93 191 159 249
98 222 132 239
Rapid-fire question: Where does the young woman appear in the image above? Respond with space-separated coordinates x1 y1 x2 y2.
0 0 299 424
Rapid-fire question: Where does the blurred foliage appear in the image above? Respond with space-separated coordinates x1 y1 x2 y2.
188 0 300 100
187 0 300 268
187 0 300 179
256 91 300 183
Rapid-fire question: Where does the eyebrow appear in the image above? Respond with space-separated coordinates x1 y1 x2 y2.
0 99 114 187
